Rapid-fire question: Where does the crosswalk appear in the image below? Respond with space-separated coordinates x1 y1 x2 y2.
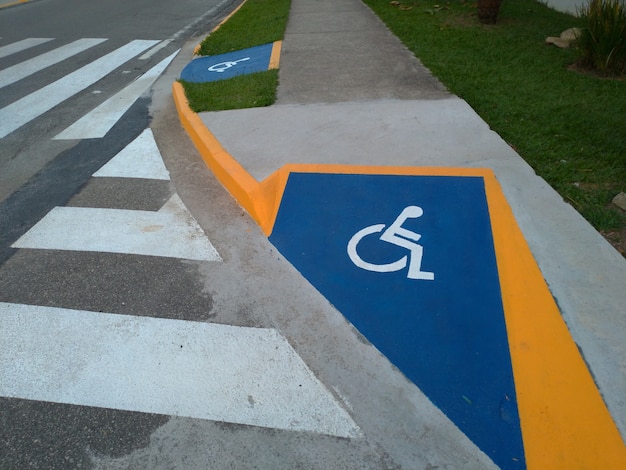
0 38 359 440
0 36 175 139
0 123 359 437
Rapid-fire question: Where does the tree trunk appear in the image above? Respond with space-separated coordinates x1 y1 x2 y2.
477 0 503 24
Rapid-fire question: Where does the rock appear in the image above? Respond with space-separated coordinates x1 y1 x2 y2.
546 28 581 48
546 37 571 48
560 28 581 41
612 192 626 211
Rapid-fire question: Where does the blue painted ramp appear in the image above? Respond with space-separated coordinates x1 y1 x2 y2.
269 172 525 469
180 43 274 83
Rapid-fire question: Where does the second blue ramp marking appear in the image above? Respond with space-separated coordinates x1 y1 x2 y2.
269 172 525 469
180 43 273 83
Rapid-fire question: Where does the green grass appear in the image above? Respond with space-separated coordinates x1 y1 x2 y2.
578 0 626 75
182 70 279 112
197 0 291 55
181 0 291 112
363 0 626 237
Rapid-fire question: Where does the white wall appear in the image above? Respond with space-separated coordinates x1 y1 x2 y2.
543 0 626 16
542 0 586 16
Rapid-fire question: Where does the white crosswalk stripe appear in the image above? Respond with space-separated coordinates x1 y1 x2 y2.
0 37 53 59
94 128 171 180
0 302 360 437
0 38 160 138
12 195 223 261
54 50 178 140
139 38 173 60
0 38 107 89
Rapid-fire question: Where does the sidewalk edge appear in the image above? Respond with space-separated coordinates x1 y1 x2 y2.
172 82 269 230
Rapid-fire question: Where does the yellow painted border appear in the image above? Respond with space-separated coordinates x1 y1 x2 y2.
269 41 282 69
173 82 626 467
0 0 29 9
485 174 626 468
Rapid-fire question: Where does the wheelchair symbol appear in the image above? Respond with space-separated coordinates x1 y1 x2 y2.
208 57 250 73
347 206 435 280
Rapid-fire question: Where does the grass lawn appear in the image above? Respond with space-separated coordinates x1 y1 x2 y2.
363 0 626 255
183 0 626 255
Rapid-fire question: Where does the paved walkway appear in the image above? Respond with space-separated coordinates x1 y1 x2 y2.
175 0 626 467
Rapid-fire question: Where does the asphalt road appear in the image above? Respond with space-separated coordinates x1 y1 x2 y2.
0 0 240 202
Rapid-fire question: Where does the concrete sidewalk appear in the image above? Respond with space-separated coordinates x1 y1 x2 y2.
175 0 626 466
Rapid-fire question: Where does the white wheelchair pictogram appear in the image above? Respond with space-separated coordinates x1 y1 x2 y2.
347 205 435 280
208 57 251 73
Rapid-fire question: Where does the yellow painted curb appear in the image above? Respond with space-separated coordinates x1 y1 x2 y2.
173 81 284 234
0 0 28 9
173 82 261 219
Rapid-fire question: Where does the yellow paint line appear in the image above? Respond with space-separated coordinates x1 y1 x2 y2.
484 173 626 468
0 0 29 9
173 80 293 235
269 41 282 69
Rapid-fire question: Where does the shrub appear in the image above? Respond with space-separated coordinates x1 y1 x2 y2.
577 0 626 75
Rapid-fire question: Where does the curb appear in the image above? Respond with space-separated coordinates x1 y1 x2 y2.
0 0 29 9
172 81 278 234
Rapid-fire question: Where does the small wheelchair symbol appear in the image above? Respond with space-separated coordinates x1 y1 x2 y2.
347 205 435 280
208 57 250 73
